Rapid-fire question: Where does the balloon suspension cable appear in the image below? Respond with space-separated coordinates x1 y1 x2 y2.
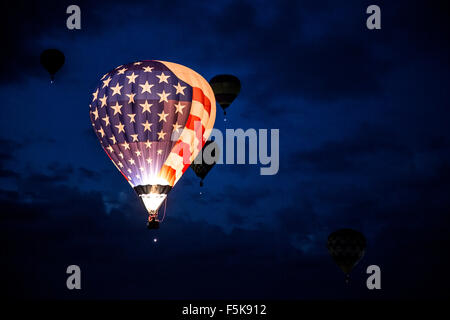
159 198 167 223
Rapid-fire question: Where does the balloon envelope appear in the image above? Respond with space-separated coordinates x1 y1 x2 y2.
89 60 216 215
209 74 240 114
40 49 65 79
190 140 219 185
327 228 366 274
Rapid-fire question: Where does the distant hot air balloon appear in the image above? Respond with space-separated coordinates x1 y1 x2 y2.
89 60 216 229
327 228 366 283
190 140 219 187
209 75 240 117
40 49 65 82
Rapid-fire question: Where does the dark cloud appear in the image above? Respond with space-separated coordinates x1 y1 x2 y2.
290 123 414 174
3 164 448 299
219 184 270 208
0 138 23 177
25 163 74 184
0 168 20 178
0 164 317 299
227 211 246 225
78 167 100 180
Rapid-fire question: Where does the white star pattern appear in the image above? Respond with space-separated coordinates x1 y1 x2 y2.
92 108 99 120
102 115 110 126
140 100 152 113
127 113 136 123
110 83 123 96
142 120 152 132
174 102 185 114
92 88 99 101
102 77 112 88
111 102 123 115
99 94 108 107
122 142 130 150
126 72 139 84
158 110 169 122
172 122 182 131
157 130 166 140
126 93 136 103
173 82 186 95
117 68 127 75
157 90 170 103
97 127 105 137
139 81 155 93
156 72 170 83
139 81 154 94
115 122 125 133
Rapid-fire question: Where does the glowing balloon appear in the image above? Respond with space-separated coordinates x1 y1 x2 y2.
89 61 216 226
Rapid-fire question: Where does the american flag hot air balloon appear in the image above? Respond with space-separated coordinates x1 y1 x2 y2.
89 60 216 228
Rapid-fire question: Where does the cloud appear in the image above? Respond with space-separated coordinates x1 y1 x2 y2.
219 184 270 208
0 164 318 299
2 149 450 299
78 167 101 180
289 123 414 174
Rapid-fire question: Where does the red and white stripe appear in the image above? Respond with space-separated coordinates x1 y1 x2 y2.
156 61 216 186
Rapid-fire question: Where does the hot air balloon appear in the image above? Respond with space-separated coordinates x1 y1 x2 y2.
327 228 366 283
40 49 65 82
209 75 240 117
89 60 216 229
190 140 219 187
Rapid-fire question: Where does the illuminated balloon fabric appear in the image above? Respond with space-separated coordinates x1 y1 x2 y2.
40 49 65 80
209 75 240 115
327 229 366 275
89 61 216 215
190 140 219 186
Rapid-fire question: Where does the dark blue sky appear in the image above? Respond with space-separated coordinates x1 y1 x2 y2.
1 0 449 299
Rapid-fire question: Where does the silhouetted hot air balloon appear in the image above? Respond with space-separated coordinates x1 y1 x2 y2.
40 49 65 82
89 60 216 229
190 140 219 187
327 228 366 283
209 75 240 117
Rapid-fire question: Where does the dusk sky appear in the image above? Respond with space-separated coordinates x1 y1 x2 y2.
1 0 449 299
